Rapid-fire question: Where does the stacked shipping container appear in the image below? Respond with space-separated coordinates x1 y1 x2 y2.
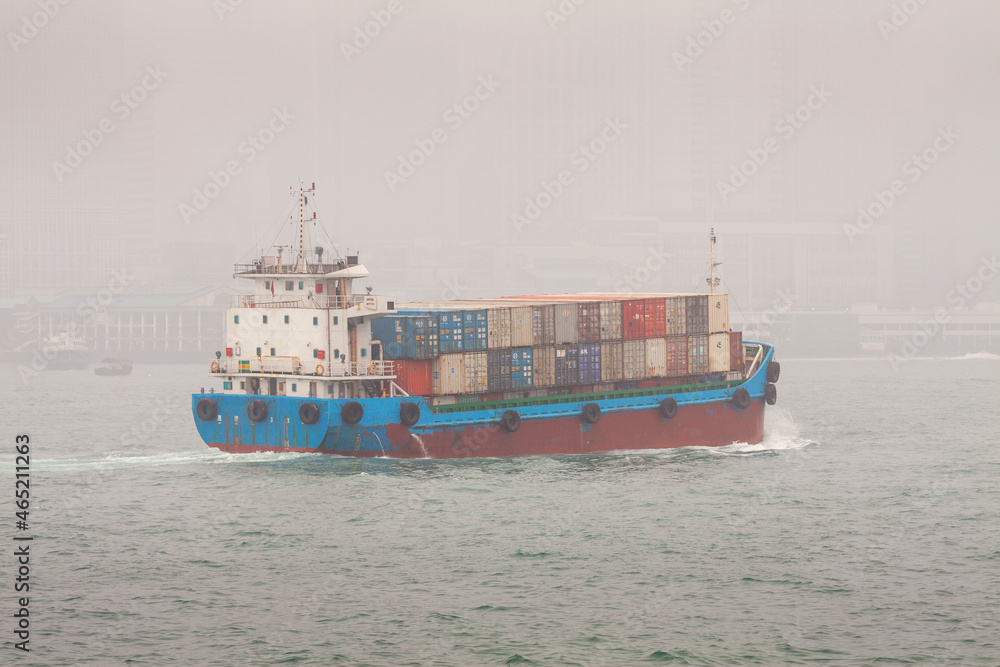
374 294 742 397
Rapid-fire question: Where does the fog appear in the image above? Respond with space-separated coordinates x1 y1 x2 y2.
2 0 999 359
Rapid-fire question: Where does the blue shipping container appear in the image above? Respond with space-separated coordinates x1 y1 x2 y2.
578 343 601 383
555 344 579 386
511 347 533 389
463 310 488 351
371 316 413 359
438 312 464 353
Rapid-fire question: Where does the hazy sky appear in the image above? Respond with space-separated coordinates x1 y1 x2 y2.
2 1 998 304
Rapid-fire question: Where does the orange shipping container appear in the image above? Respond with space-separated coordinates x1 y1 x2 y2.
643 298 666 337
394 359 434 396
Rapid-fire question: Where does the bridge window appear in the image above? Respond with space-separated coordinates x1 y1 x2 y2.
285 280 293 290
240 381 245 389
291 383 297 392
333 316 339 325
234 315 239 324
270 347 275 356
264 281 270 290
256 347 261 356
284 315 289 324
262 315 268 324
313 317 318 325
298 281 304 290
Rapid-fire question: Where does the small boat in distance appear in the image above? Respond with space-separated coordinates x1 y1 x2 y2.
94 358 133 376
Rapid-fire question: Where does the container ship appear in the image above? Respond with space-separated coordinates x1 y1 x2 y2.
192 183 780 458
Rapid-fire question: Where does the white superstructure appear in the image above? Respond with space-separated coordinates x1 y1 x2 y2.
211 182 399 399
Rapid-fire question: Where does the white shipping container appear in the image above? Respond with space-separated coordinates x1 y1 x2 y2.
708 333 731 372
510 306 534 347
708 294 729 333
622 339 645 380
665 296 687 336
463 351 488 393
645 338 667 378
433 353 464 395
600 341 623 382
487 308 511 349
532 347 556 387
599 301 623 340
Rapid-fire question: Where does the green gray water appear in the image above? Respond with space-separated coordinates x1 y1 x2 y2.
1 358 997 665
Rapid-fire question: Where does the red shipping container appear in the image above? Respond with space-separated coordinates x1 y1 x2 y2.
664 336 688 377
394 359 433 396
729 330 744 372
643 298 666 337
623 300 645 340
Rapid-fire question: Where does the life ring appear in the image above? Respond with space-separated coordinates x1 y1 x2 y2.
299 402 320 425
765 383 777 406
659 397 678 420
767 361 781 383
210 360 220 372
341 401 364 425
400 402 420 427
368 363 378 375
247 400 268 423
581 402 601 424
316 364 325 375
732 387 750 410
500 409 521 433
196 398 217 421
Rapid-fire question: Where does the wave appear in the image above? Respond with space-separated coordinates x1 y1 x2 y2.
943 352 1000 360
4 449 314 473
716 407 818 455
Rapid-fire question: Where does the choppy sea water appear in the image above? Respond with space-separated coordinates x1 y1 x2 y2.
1 358 998 666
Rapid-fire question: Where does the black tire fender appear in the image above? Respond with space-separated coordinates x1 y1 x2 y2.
196 398 217 421
765 383 777 406
247 400 268 423
299 402 320 425
581 402 601 424
500 409 521 433
732 388 751 410
766 361 781 383
659 397 678 420
341 401 364 425
400 402 420 427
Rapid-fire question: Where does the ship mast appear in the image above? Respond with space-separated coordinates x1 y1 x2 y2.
293 181 316 273
707 228 721 294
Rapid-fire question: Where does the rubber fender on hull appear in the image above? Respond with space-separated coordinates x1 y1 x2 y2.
765 383 777 406
732 387 751 410
400 402 420 427
767 361 781 383
299 402 319 425
247 400 268 423
341 401 364 425
659 397 678 420
196 398 217 421
581 402 601 424
500 410 521 432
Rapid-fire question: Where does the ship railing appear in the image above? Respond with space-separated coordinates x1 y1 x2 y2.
233 261 346 275
211 357 395 378
325 360 396 377
230 294 380 309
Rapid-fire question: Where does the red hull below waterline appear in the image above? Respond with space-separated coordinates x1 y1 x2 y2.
205 398 766 459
